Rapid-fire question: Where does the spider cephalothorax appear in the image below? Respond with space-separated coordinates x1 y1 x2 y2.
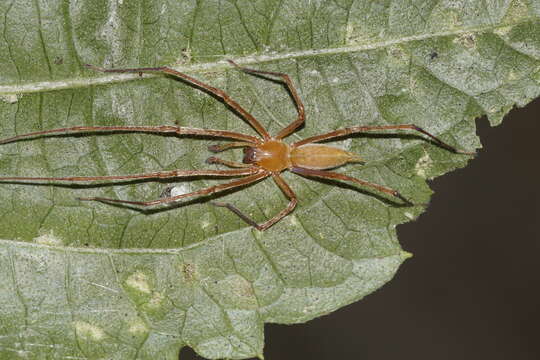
242 141 290 171
0 60 474 231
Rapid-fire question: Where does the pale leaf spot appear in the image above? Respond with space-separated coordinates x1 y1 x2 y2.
74 321 105 341
415 151 433 179
125 271 152 294
33 230 63 246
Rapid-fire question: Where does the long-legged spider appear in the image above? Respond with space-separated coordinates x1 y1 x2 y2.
0 61 474 231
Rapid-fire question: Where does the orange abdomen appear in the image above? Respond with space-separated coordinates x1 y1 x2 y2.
290 144 362 170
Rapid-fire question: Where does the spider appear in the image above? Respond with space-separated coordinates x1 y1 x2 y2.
0 61 474 231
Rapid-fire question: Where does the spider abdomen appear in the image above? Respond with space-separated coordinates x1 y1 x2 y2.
290 144 362 170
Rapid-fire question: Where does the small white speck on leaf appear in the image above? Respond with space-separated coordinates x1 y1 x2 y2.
507 71 518 81
128 319 149 335
288 215 299 226
147 291 164 308
0 94 20 104
494 26 513 36
454 33 476 48
199 212 213 229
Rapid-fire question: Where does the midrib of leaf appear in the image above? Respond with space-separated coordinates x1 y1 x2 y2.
0 18 535 95
0 227 219 254
0 229 406 261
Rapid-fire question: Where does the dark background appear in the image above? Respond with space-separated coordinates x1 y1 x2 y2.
183 98 539 360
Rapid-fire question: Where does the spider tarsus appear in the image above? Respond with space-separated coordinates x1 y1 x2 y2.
78 196 117 204
85 64 147 78
210 201 227 208
211 201 263 230
227 59 260 77
226 59 240 68
444 143 476 156
399 196 429 208
78 196 114 203
457 149 477 156
206 156 219 164
208 144 221 153
84 64 104 72
392 191 415 206
411 124 476 156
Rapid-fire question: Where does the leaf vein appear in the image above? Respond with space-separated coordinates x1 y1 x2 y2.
2 19 537 95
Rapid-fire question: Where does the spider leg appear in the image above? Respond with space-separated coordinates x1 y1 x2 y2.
210 202 260 229
208 141 252 153
0 125 259 145
78 171 268 207
291 167 412 204
293 124 476 155
206 156 250 168
227 60 305 140
0 168 258 183
212 173 297 231
85 64 270 141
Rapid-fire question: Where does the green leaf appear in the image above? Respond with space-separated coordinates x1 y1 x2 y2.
0 1 538 358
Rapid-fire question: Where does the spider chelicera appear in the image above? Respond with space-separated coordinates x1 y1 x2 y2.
0 61 474 230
